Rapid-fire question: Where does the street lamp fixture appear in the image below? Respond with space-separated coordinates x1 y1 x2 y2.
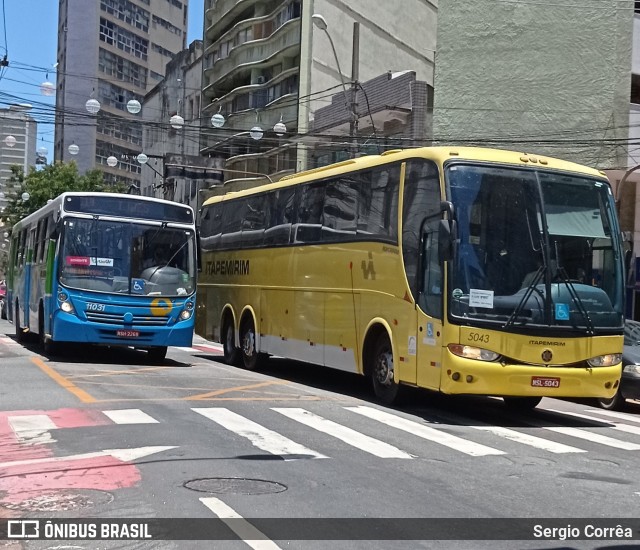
86 98 101 115
126 99 142 114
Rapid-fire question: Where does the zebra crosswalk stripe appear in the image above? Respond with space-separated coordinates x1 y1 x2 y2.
192 407 328 460
471 425 586 454
272 407 414 459
588 409 640 424
102 409 159 424
345 406 505 457
541 425 640 450
547 409 640 438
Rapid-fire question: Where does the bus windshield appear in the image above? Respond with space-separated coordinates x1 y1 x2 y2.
447 164 624 332
59 217 196 297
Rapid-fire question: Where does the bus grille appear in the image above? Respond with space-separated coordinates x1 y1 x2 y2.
85 312 169 326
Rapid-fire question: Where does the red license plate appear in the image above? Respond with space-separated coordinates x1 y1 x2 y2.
116 330 140 338
531 376 560 388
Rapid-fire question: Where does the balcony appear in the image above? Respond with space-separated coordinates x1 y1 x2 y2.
204 19 300 91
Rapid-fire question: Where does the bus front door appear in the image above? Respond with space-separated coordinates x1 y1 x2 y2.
415 225 444 390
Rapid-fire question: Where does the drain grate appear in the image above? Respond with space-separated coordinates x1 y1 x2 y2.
1 489 114 513
184 477 287 495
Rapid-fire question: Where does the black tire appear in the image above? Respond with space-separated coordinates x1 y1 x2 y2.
597 388 626 411
370 335 401 405
222 317 239 365
147 346 167 364
240 316 264 371
39 306 52 354
14 301 25 343
503 396 543 410
0 299 6 320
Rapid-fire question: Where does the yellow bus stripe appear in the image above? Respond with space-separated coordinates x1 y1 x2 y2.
31 357 97 403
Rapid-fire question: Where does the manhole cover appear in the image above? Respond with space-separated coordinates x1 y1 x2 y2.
1 489 114 512
184 477 287 495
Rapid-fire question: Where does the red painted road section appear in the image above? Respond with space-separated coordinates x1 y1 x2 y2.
0 408 141 506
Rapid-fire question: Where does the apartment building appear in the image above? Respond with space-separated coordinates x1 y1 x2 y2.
0 105 37 213
200 0 436 189
54 0 188 189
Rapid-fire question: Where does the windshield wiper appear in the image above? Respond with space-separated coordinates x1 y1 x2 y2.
555 266 594 335
504 265 545 328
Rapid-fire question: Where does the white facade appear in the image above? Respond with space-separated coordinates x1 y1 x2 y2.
0 106 37 213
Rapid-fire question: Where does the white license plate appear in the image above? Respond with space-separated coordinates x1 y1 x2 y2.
531 376 560 388
116 330 140 338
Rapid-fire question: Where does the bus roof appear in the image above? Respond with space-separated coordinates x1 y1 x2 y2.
201 146 607 207
12 192 194 231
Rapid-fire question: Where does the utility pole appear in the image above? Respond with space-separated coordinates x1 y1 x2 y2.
349 22 360 153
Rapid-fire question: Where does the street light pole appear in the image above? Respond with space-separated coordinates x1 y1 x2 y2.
312 14 360 153
349 22 360 140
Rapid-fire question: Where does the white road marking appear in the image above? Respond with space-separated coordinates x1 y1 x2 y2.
192 408 327 460
472 425 586 453
272 408 414 459
547 408 640 437
102 409 159 424
8 414 57 445
200 497 282 550
346 406 505 457
0 446 177 468
541 425 640 450
588 409 640 424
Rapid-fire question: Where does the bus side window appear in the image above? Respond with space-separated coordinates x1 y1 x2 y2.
264 188 295 245
295 183 324 243
220 200 245 249
241 194 266 247
322 176 357 242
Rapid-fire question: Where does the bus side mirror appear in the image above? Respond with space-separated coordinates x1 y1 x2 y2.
438 219 457 263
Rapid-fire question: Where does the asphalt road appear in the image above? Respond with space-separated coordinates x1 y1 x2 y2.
1 316 639 550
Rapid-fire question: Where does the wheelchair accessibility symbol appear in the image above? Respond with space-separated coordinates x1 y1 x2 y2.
555 303 570 321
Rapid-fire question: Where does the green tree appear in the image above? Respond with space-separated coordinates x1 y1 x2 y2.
1 161 126 227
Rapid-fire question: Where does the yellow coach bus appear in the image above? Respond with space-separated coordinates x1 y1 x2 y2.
197 147 624 409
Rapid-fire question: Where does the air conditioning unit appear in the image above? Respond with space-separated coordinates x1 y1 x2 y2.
256 76 265 84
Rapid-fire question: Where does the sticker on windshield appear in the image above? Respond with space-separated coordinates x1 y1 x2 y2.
555 303 570 321
469 289 494 309
132 278 145 294
90 257 114 267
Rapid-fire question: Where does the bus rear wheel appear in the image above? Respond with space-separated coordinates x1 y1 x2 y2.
147 346 167 364
370 336 401 405
240 316 265 371
14 302 25 344
502 396 542 410
222 318 239 365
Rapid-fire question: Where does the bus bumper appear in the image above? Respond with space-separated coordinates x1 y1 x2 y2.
51 311 194 348
439 353 621 399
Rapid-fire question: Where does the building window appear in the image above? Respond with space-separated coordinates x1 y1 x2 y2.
99 17 148 61
632 74 640 105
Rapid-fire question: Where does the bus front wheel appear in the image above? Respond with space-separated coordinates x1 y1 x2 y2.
370 336 401 405
503 396 542 410
147 346 167 364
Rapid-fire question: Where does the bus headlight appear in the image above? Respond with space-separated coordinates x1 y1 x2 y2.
60 301 74 314
180 309 192 320
587 354 622 367
448 344 500 362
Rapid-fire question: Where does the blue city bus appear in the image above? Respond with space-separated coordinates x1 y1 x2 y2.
6 192 197 362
